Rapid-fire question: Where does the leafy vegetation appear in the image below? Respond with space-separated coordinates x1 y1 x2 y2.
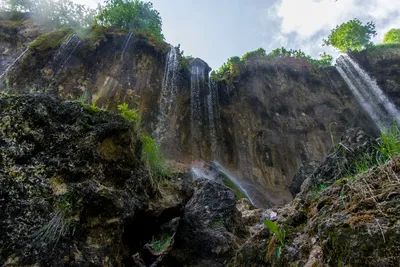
383 28 400 44
212 47 333 81
323 18 377 52
263 220 287 260
117 103 140 123
140 135 169 179
150 235 172 253
95 0 163 40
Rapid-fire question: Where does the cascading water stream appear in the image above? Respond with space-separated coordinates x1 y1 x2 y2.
207 77 220 159
190 65 204 159
156 46 179 143
336 54 400 129
0 47 29 80
121 32 133 60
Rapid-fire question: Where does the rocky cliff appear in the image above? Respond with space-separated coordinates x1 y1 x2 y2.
2 12 400 267
1 14 383 207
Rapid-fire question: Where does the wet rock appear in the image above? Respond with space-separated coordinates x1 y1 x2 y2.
304 128 377 191
172 179 245 267
289 161 319 197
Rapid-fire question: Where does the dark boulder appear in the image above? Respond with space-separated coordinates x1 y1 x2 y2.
171 179 245 267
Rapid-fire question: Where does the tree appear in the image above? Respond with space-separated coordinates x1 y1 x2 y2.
383 29 400 44
5 0 95 28
96 0 163 39
323 18 377 52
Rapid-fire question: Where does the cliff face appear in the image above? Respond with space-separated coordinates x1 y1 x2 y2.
214 57 376 206
350 45 400 107
0 17 383 207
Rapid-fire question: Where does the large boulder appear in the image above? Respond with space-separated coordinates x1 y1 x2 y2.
171 179 245 267
0 94 189 266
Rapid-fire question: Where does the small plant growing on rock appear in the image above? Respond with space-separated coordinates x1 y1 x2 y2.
118 103 140 123
263 220 287 260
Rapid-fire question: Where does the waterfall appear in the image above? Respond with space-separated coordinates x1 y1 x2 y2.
336 54 400 129
0 47 29 80
190 65 204 158
207 77 219 159
50 33 81 73
156 46 179 143
121 32 133 60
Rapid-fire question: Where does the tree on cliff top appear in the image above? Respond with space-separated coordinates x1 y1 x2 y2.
323 18 377 52
96 0 163 39
383 29 400 44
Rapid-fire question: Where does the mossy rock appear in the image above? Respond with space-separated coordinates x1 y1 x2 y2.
30 28 71 52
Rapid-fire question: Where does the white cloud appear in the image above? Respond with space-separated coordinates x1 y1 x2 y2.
266 0 400 58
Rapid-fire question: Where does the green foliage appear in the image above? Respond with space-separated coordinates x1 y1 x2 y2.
118 103 140 123
5 0 96 28
96 0 163 39
241 48 266 61
213 56 241 80
213 47 334 81
140 135 169 179
376 123 400 161
150 235 172 253
323 18 377 52
263 220 286 259
83 103 101 113
383 28 400 44
77 91 88 105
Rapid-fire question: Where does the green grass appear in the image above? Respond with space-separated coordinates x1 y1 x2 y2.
140 135 169 179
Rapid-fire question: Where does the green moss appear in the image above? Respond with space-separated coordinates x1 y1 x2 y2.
222 176 247 200
82 103 101 113
150 235 172 253
30 28 71 52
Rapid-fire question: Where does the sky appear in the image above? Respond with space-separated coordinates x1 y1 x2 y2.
76 0 400 69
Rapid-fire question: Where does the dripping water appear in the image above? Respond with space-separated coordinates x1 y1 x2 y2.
0 47 29 80
50 33 81 73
